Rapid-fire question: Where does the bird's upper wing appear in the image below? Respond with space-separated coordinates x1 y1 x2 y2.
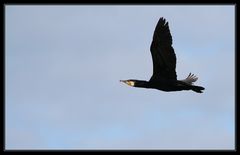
150 17 177 81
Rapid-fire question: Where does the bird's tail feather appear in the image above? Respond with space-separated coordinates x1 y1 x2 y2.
190 85 205 93
181 73 205 93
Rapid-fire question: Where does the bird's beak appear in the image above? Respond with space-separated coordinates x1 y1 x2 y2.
120 80 126 83
120 80 134 87
120 80 129 85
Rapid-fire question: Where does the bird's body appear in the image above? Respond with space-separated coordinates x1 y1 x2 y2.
120 17 205 93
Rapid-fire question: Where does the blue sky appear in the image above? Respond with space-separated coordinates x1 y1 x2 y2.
5 5 235 150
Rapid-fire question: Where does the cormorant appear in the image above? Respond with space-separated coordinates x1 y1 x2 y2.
120 17 205 93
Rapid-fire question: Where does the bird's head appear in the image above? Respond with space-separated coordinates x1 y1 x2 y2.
120 79 136 87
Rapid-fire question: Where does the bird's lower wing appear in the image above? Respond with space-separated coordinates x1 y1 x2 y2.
150 43 177 80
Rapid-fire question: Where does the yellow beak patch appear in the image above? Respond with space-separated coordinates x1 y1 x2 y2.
125 81 135 87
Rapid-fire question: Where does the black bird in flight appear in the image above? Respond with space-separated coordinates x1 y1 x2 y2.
120 17 205 93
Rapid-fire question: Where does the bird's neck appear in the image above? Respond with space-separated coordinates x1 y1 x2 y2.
134 80 151 88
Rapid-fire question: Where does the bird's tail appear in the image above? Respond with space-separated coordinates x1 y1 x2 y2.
181 73 205 93
190 85 205 93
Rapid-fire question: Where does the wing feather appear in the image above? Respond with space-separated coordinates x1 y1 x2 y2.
150 17 177 81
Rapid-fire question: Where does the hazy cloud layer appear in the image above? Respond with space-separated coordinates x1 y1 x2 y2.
6 5 235 150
